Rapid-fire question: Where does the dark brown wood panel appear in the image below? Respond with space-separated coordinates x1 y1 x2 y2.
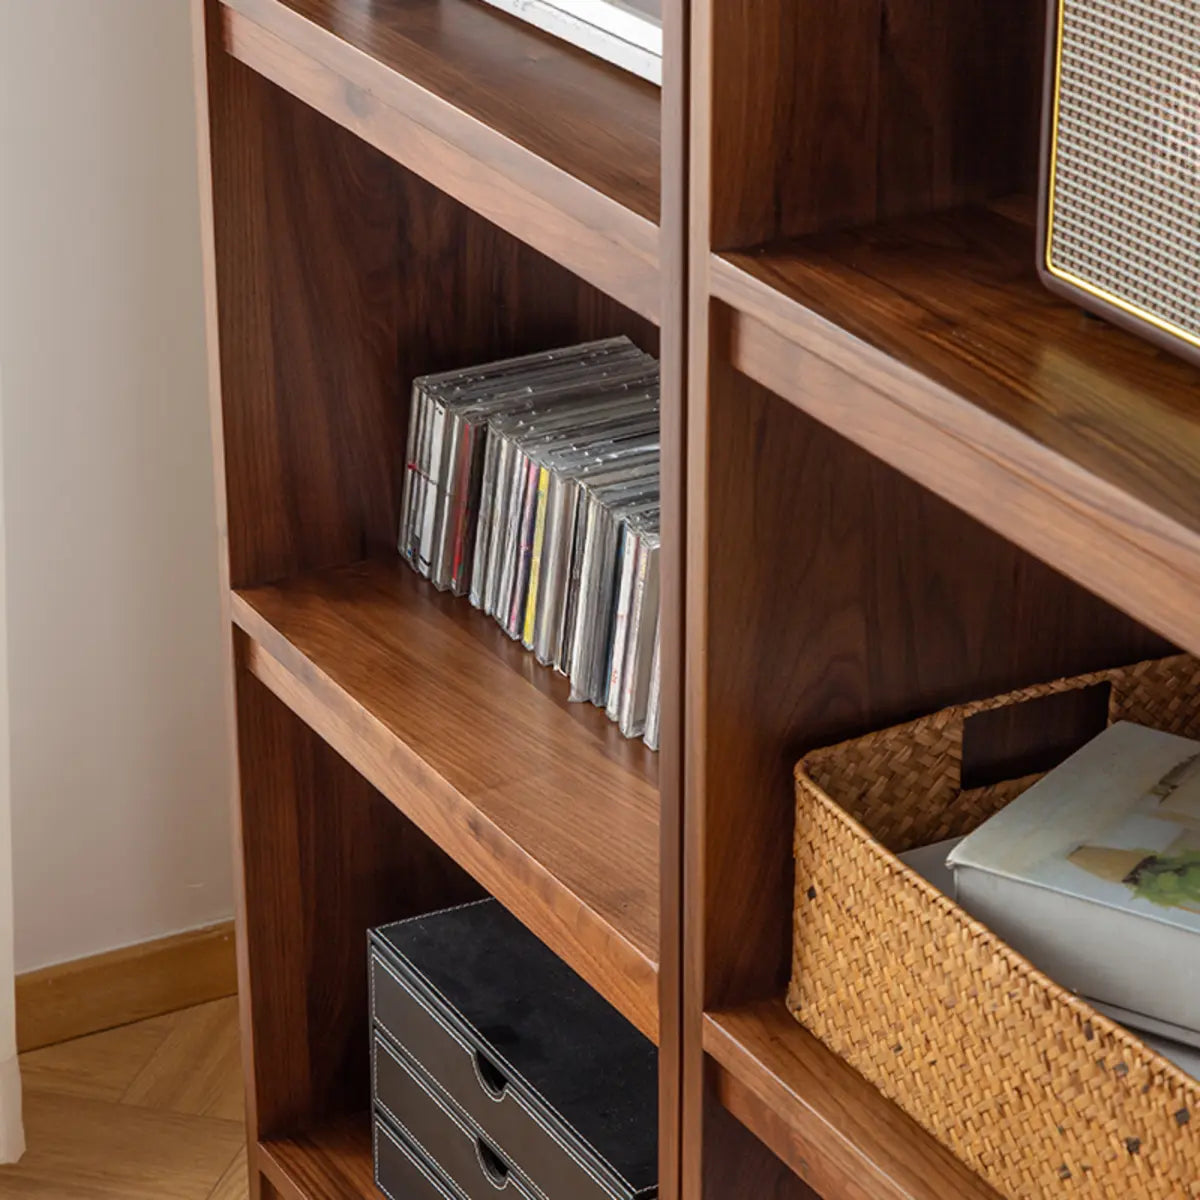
204 48 403 588
706 0 1042 248
234 655 480 1140
680 5 714 1195
703 1090 819 1200
695 367 1170 1008
233 559 661 1039
204 55 655 589
705 1002 999 1200
259 1114 374 1200
713 204 1200 655
224 0 660 219
657 0 689 1191
220 5 661 319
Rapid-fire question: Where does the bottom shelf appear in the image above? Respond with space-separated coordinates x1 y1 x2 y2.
704 1000 999 1200
254 1009 995 1200
259 1115 374 1200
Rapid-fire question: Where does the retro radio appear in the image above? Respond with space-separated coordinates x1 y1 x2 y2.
1038 0 1200 366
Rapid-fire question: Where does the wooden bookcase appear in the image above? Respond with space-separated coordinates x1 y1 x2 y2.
191 1 1200 1199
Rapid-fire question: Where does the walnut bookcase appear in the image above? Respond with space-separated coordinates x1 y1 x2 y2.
192 2 1200 1198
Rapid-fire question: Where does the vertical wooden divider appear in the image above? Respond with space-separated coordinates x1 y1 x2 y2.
658 0 690 1196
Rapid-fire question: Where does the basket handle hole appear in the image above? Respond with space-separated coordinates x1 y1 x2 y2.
961 682 1111 791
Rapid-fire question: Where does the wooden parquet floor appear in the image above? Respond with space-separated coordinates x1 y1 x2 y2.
0 998 247 1198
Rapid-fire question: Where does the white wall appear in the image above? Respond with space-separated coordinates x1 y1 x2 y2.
0 358 24 1161
0 1 233 973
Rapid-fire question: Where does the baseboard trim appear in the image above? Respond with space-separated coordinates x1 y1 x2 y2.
15 920 238 1052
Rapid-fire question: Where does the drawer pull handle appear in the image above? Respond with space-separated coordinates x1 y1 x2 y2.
472 1049 509 1100
475 1138 510 1189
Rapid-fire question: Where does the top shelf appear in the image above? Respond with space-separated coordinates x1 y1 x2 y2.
219 0 662 320
712 201 1200 656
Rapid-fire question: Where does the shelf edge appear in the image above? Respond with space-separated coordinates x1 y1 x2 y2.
257 1142 313 1200
231 592 660 1043
220 1 661 323
712 254 1200 656
257 1120 375 1200
704 1005 1000 1200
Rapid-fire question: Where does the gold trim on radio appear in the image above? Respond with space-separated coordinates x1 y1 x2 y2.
1043 0 1200 352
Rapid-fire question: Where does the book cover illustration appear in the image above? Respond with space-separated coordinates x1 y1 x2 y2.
1067 752 1200 917
949 722 1200 936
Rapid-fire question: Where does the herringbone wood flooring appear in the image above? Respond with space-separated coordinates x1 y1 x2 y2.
0 998 247 1198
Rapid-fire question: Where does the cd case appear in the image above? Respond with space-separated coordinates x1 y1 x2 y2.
398 337 662 748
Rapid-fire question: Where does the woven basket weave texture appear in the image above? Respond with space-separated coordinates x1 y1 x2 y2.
791 655 1200 1200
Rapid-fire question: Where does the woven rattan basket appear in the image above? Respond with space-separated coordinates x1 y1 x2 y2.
790 654 1200 1200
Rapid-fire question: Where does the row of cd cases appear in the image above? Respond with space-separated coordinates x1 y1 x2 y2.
397 337 662 748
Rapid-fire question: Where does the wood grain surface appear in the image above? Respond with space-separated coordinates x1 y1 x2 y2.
714 205 1200 657
680 8 714 1197
3 1000 247 1200
224 0 660 218
259 1116 374 1200
682 362 1169 1197
233 560 661 1040
695 365 1169 1008
196 7 665 1190
16 923 237 1054
204 53 654 590
703 1092 819 1200
705 1001 1001 1200
193 8 267 1194
705 0 1042 248
656 0 689 1194
220 2 661 320
233 659 481 1149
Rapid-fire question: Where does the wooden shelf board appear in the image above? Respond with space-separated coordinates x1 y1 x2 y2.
259 1114 374 1199
704 1000 999 1200
712 202 1200 655
232 558 660 1040
220 0 661 321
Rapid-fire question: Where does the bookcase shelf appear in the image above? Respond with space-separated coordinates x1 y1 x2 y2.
712 203 1200 657
259 1115 374 1200
194 0 1198 1196
233 558 660 1040
704 1001 1000 1200
220 0 661 320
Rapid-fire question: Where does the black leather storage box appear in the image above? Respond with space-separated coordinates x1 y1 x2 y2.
369 898 657 1200
374 1110 461 1200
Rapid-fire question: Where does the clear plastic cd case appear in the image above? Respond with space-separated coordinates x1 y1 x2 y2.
398 337 661 749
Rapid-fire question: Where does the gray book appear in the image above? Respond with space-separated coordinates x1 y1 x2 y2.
946 721 1200 1042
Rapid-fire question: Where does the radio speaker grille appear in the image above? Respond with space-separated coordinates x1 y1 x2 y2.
1048 0 1200 346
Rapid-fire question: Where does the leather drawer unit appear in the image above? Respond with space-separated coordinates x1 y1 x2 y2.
374 1030 542 1200
374 1111 462 1200
369 898 657 1200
